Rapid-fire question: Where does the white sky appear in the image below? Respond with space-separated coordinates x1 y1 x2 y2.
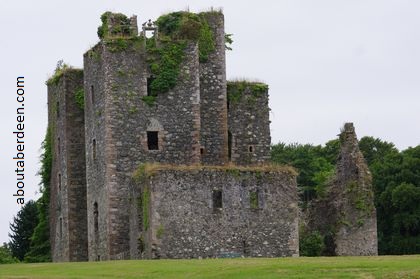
0 0 419 244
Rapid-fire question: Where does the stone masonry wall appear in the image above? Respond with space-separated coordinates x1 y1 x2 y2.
83 37 201 260
48 69 88 262
84 44 109 261
48 77 68 262
227 84 271 165
136 166 299 259
199 12 228 165
306 123 378 256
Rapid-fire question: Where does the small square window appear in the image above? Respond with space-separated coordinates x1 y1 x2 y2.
250 191 259 209
212 190 222 209
147 131 159 150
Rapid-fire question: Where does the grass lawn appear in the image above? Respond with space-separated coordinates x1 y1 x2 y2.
0 256 419 278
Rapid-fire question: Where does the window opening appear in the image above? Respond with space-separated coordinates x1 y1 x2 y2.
147 131 159 150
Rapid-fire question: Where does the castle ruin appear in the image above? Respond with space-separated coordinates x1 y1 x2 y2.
47 10 299 261
46 10 377 262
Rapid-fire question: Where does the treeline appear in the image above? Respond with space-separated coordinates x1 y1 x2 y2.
5 128 52 263
271 136 420 255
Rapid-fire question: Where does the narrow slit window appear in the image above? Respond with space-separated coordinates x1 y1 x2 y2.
147 77 155 96
56 101 60 118
93 202 99 233
147 131 159 150
57 137 61 155
200 147 205 155
90 85 94 105
212 190 222 209
228 131 232 161
248 145 254 153
59 217 63 238
92 139 97 160
58 173 61 191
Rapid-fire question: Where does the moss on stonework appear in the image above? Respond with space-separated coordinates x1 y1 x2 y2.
250 192 258 209
227 81 268 104
141 96 156 107
105 36 143 53
75 87 84 110
156 225 164 239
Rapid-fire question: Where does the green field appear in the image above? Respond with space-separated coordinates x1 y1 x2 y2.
1 256 419 279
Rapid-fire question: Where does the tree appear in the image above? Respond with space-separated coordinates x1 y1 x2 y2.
8 200 39 261
0 243 18 264
25 128 52 262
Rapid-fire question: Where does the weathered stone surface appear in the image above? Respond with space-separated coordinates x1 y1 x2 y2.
48 69 88 262
199 12 228 165
306 123 378 256
134 166 299 259
227 84 271 165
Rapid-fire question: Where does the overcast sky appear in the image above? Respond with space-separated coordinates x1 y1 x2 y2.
0 0 419 244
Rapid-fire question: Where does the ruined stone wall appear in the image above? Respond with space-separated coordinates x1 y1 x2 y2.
48 69 88 262
199 12 228 165
306 123 378 256
227 83 271 165
333 123 378 255
135 166 299 259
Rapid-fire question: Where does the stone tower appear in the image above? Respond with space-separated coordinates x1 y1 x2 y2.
47 68 88 262
48 10 299 261
306 123 378 256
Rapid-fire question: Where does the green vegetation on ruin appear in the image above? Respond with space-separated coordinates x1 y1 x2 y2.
46 62 83 86
96 11 224 106
133 163 297 180
1 256 420 278
227 80 269 104
156 11 216 62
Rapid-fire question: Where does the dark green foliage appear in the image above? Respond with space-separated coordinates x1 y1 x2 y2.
156 11 216 62
25 128 52 262
0 244 18 264
271 143 335 203
300 231 325 256
146 38 186 95
75 88 84 109
225 33 233 50
8 200 39 261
